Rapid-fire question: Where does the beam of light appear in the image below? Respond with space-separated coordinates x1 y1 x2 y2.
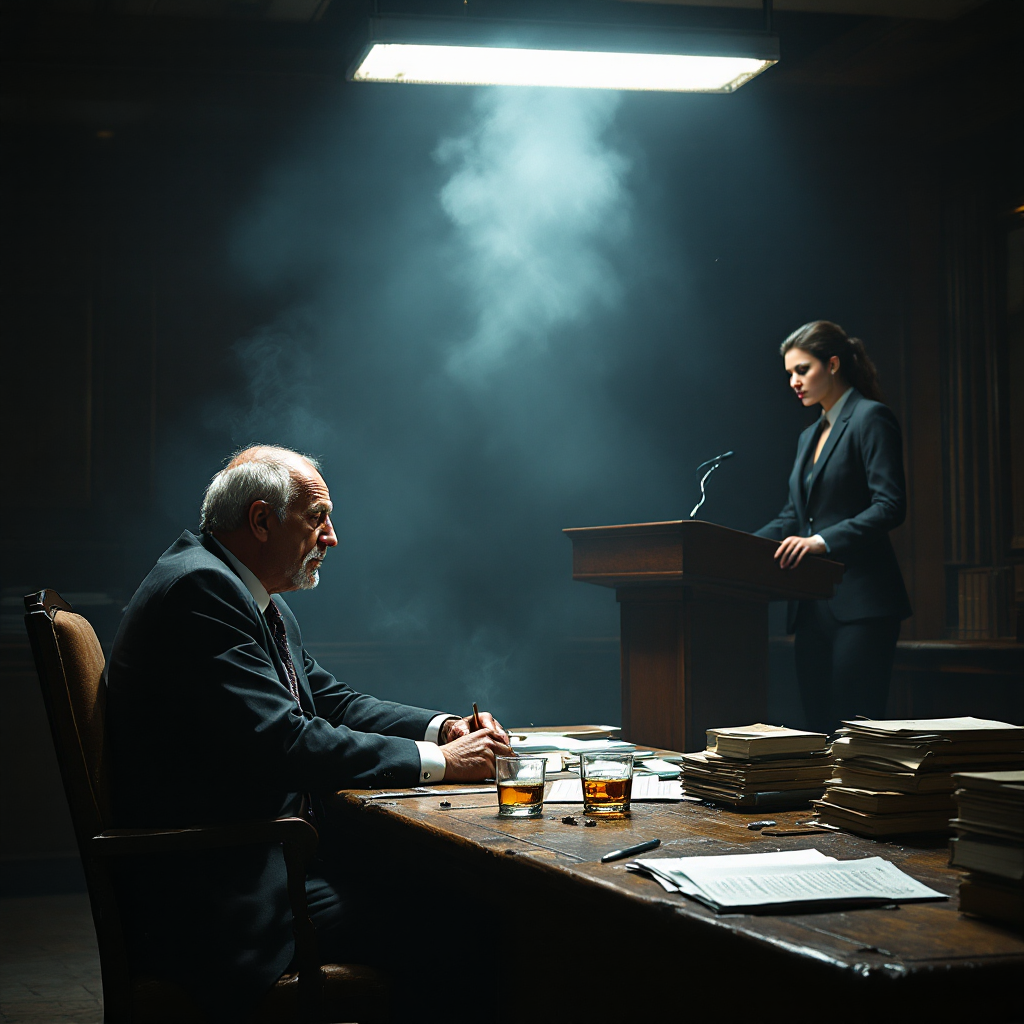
352 44 775 93
435 88 628 374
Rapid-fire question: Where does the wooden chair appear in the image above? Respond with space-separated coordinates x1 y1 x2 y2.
23 589 389 1024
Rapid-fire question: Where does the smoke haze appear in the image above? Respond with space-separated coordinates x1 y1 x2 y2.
181 86 659 724
436 88 629 376
147 79 905 728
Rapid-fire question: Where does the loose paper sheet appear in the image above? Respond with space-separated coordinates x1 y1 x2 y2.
841 717 1022 735
633 849 832 897
511 735 636 754
633 849 945 908
639 758 684 779
708 724 824 740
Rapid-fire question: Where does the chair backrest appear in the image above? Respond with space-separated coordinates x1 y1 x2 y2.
24 589 113 839
24 589 133 1022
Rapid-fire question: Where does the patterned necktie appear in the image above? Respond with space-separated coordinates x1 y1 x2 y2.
263 600 304 708
264 600 318 826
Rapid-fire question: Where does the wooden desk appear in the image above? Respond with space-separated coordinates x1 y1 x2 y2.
332 782 1023 1023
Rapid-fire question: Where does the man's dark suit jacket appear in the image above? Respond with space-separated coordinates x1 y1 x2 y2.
755 388 912 631
106 531 441 1019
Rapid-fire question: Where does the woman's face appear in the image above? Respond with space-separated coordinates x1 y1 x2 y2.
785 347 837 407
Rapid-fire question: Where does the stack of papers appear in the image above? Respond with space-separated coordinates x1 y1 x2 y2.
950 770 1024 927
627 848 946 913
708 724 829 759
815 718 1024 837
681 724 832 808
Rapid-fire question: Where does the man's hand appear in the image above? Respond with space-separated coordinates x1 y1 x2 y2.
440 728 513 782
775 534 827 569
439 711 510 746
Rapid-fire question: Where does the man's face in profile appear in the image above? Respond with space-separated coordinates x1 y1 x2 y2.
269 466 337 593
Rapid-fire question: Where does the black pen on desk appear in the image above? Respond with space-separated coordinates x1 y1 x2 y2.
472 702 481 731
600 838 661 864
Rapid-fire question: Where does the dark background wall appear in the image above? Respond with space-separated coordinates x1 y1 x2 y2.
1 0 1021 878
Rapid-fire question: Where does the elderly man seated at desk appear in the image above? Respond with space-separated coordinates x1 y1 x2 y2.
106 444 512 1020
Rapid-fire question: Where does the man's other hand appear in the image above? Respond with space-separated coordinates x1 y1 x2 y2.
440 728 513 782
439 711 510 746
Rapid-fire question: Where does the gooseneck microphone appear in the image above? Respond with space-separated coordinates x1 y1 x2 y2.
689 451 734 519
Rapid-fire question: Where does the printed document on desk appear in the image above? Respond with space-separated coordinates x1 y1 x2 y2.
631 848 832 896
632 849 946 912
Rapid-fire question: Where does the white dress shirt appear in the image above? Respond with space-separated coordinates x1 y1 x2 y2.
208 537 453 783
823 384 853 427
811 386 853 553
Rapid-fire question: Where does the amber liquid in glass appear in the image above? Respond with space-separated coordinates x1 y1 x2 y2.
498 781 544 816
582 776 632 814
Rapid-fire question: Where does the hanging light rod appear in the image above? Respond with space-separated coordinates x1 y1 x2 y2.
346 14 779 93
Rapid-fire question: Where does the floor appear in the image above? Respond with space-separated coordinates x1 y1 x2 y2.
0 894 102 1024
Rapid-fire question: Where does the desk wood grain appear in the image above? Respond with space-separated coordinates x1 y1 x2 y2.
332 786 1023 1023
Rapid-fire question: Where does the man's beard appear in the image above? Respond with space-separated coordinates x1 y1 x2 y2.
290 547 324 591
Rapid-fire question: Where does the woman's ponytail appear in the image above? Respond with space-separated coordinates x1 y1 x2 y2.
844 336 883 402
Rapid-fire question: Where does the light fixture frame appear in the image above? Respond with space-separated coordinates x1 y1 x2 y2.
346 15 780 93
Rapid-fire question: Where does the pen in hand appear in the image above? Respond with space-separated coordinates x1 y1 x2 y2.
601 838 661 864
471 700 512 748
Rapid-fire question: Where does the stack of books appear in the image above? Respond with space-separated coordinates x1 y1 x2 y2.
814 718 1024 837
950 770 1024 927
681 724 832 809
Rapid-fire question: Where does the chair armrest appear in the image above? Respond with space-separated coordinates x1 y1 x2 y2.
91 816 324 1005
90 817 318 858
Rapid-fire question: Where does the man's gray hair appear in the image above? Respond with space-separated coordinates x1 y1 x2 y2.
200 446 322 534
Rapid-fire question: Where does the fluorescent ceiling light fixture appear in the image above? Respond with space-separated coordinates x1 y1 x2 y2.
354 45 772 93
348 18 779 93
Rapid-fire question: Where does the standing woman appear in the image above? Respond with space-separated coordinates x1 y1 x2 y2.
756 320 912 733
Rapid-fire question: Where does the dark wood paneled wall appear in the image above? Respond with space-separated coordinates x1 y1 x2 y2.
900 164 1023 639
1 2 1020 641
900 180 948 640
893 3 1023 639
0 2 1021 877
1009 223 1024 637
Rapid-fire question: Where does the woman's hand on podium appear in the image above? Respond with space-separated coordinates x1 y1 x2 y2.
775 534 827 569
440 727 514 782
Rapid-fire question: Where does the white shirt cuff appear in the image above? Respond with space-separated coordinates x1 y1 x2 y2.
812 533 830 553
415 741 447 784
425 713 458 744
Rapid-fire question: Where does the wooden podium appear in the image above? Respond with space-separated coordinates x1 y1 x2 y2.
563 520 844 752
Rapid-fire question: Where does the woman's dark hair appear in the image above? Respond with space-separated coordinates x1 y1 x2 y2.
779 320 884 403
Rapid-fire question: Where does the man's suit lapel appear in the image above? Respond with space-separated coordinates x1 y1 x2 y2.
200 534 315 713
201 533 273 637
807 389 860 502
